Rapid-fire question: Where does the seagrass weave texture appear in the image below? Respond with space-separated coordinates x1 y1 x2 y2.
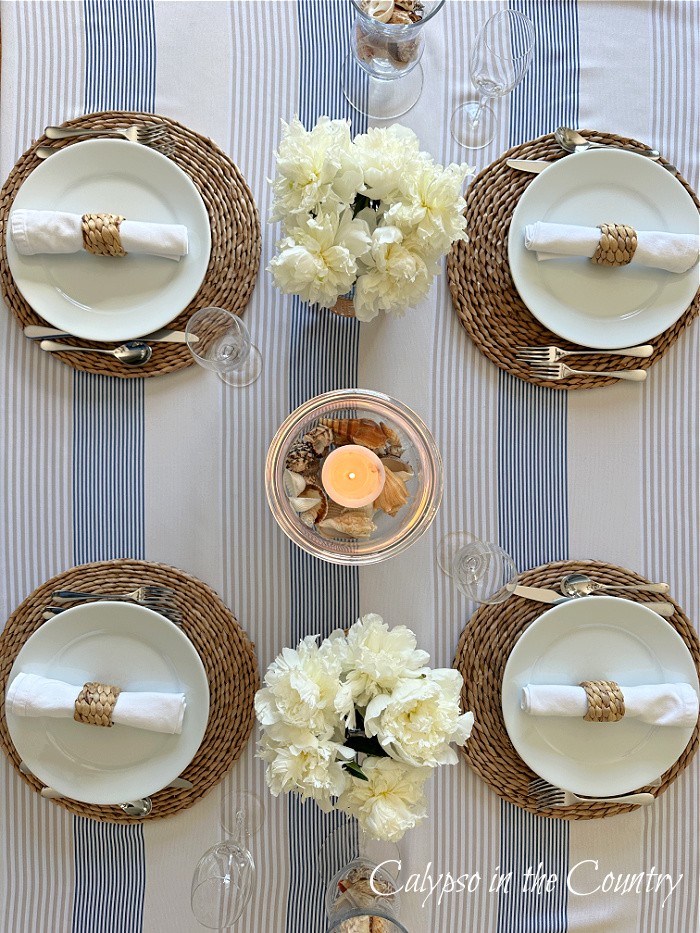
0 111 261 378
81 212 126 257
447 131 699 389
0 559 259 823
74 681 122 727
453 559 699 820
591 223 637 267
580 680 626 722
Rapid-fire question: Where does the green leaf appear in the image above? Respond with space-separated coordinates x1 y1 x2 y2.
343 761 369 781
343 733 388 757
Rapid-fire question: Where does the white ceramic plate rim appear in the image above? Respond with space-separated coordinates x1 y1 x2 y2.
6 139 211 341
507 149 699 348
501 595 698 796
5 601 210 804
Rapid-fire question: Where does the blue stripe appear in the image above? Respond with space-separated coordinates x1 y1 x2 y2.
496 3 579 932
285 2 366 931
72 3 155 932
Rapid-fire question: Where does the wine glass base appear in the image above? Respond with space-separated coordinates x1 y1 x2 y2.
450 100 497 150
342 54 423 120
221 790 265 839
436 531 476 577
218 344 263 387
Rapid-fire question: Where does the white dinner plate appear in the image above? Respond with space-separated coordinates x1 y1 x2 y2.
501 596 698 797
5 601 209 805
6 140 211 342
507 149 700 348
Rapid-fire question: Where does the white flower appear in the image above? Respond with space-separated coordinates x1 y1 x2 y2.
353 124 424 201
270 116 363 225
342 613 430 707
268 209 371 308
364 669 474 768
385 160 473 258
254 634 354 738
337 757 430 842
258 730 353 810
354 226 435 322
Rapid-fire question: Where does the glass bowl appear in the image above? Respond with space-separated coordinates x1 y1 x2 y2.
265 389 443 565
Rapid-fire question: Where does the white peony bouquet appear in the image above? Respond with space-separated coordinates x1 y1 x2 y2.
267 117 474 323
255 613 474 842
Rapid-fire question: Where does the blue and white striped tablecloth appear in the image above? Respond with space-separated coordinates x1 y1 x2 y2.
0 2 697 932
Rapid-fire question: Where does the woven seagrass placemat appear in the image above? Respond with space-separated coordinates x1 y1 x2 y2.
454 559 699 819
0 111 261 378
0 559 259 822
447 131 700 389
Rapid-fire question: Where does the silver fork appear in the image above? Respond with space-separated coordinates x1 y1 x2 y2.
44 122 169 145
35 137 175 160
517 344 653 363
529 361 647 382
528 778 655 808
50 585 182 623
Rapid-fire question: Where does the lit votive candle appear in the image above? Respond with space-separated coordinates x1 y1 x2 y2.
321 444 386 509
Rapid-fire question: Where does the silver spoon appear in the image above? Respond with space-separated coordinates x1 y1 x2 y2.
120 798 153 817
39 339 152 366
561 572 670 598
555 126 661 159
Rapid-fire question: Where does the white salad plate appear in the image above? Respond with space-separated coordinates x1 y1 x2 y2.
502 595 698 797
6 140 211 342
508 149 699 349
5 601 209 805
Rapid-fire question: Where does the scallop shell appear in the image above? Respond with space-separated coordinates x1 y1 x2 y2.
285 439 319 474
374 467 409 517
283 468 307 498
303 424 335 456
317 511 377 539
297 483 328 525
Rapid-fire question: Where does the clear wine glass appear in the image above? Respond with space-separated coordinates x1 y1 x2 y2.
185 306 263 387
342 0 445 120
450 10 536 150
191 792 264 929
437 532 518 603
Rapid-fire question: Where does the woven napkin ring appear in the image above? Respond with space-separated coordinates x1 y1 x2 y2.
81 212 127 257
579 680 626 722
591 222 638 267
74 681 122 727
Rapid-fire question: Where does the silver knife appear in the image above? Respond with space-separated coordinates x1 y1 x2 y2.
513 584 674 617
25 325 190 344
507 159 553 174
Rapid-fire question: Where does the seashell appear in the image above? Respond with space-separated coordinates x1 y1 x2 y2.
298 483 328 525
378 422 404 457
325 500 375 523
374 467 409 517
388 10 413 24
361 0 394 22
319 417 389 451
283 468 307 498
318 511 377 539
289 494 321 514
303 423 334 456
285 440 319 474
380 457 413 477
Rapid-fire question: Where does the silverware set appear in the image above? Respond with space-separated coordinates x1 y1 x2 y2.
36 121 175 159
528 777 656 809
513 575 675 617
517 345 652 382
24 326 193 369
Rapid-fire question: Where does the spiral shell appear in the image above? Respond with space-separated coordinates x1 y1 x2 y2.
285 440 319 474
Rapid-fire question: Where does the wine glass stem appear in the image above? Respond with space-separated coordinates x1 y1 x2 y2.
233 809 244 846
470 95 491 126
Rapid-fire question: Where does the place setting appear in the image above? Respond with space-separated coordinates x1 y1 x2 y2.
446 10 700 389
0 558 259 823
449 552 700 819
0 110 262 378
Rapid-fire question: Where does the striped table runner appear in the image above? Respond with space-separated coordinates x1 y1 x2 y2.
0 2 697 932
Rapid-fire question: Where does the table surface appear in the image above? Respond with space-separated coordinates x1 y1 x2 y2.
0 2 698 932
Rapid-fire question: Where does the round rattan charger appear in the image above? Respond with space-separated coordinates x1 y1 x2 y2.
0 559 259 823
454 559 699 819
447 131 700 389
0 111 261 378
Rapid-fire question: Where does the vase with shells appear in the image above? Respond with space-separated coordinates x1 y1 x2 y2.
343 0 445 120
266 390 443 565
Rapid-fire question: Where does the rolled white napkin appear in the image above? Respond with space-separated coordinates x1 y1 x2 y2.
521 682 698 727
6 671 186 735
10 209 188 261
524 221 699 273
